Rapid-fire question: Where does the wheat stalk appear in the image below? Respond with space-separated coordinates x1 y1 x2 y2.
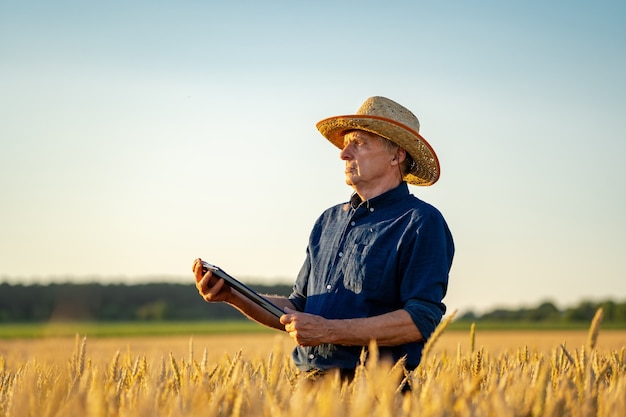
420 309 457 362
587 307 604 351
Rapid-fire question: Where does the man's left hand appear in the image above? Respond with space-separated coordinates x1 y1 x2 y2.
280 308 331 347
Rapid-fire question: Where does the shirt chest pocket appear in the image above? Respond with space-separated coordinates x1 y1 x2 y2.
342 243 392 294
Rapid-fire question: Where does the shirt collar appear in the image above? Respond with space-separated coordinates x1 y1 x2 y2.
349 182 410 211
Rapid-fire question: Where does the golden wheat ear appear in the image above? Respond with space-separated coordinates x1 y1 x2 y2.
421 310 457 362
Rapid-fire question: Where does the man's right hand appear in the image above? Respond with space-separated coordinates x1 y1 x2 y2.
193 258 233 303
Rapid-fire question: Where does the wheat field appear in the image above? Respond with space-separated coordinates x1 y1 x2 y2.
1 311 625 416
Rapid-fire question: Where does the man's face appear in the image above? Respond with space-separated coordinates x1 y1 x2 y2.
340 130 397 189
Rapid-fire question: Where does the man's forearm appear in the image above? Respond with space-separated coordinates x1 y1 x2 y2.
226 292 292 331
326 309 423 346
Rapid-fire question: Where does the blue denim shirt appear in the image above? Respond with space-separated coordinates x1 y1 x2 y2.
289 182 454 371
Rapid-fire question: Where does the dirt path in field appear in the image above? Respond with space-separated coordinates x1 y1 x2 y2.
1 330 624 365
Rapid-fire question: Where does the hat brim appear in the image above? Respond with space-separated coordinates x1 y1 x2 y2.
316 115 440 186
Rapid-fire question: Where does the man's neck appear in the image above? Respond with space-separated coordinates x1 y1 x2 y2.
353 178 402 202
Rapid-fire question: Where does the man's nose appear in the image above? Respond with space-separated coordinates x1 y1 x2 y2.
340 143 353 160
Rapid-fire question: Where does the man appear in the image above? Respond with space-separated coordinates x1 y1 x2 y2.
194 96 454 376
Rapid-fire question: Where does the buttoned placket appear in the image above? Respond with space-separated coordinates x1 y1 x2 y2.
324 202 375 293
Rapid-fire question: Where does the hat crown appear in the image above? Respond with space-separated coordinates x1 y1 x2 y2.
357 96 421 134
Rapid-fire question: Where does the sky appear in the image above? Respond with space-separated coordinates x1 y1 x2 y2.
1 0 625 315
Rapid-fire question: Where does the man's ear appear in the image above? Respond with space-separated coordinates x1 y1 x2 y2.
391 148 407 165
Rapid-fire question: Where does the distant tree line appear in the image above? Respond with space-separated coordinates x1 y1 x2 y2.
1 282 625 324
0 282 292 322
458 300 626 323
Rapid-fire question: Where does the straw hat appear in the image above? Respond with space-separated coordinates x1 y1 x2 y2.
316 96 440 186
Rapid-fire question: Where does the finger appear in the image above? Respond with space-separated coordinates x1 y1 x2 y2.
278 307 298 324
280 309 297 325
196 270 214 293
191 258 202 273
283 321 294 332
194 258 206 276
203 277 226 301
194 262 208 284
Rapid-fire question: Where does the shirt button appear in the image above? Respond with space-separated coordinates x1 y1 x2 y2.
326 284 332 290
350 221 356 226
369 207 375 212
308 354 315 360
338 252 344 257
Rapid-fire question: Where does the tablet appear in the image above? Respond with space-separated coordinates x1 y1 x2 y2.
200 261 285 319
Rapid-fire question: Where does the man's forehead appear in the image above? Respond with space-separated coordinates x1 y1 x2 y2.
343 130 382 142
